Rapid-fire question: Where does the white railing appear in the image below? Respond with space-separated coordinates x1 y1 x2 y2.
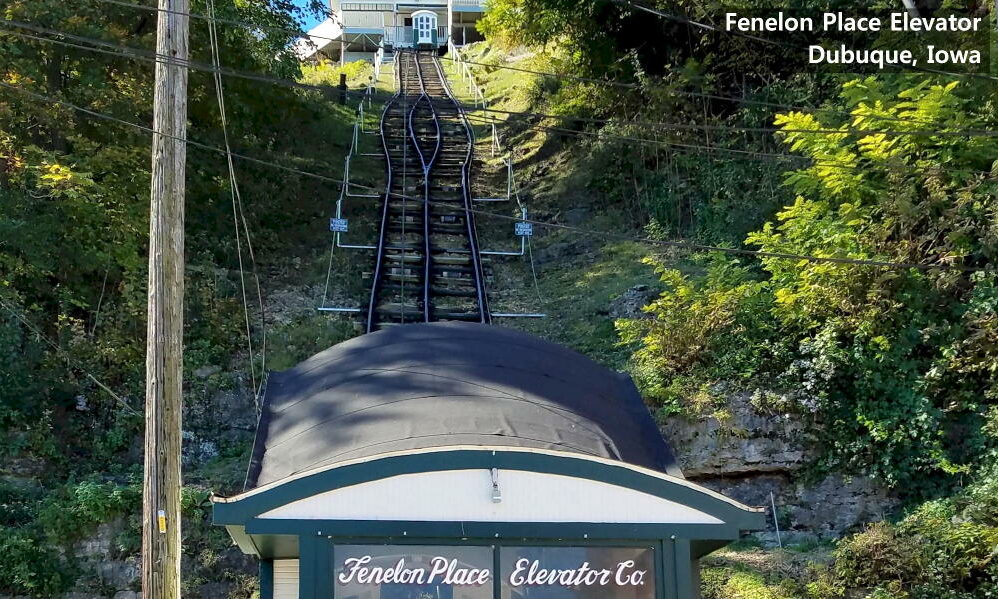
385 26 449 47
373 46 384 81
447 39 487 109
385 25 412 46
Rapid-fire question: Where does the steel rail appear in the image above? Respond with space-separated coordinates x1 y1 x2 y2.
430 54 491 324
364 51 491 329
408 52 441 324
365 51 404 333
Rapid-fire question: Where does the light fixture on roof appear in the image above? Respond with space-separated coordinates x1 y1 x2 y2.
491 468 502 503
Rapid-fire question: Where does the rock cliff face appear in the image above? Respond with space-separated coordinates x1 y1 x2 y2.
661 393 897 539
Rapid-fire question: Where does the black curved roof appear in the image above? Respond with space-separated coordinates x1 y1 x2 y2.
245 323 682 489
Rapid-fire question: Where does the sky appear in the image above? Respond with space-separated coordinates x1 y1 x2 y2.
293 0 326 30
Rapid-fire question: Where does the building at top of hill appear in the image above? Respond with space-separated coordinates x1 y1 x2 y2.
296 0 485 63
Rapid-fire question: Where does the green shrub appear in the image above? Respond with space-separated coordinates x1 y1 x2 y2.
702 566 802 599
0 528 72 596
832 468 998 598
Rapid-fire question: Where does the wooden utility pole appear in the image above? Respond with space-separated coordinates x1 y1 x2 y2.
142 0 189 597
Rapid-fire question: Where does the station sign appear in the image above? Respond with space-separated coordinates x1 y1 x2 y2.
334 545 655 598
515 221 533 237
329 218 349 233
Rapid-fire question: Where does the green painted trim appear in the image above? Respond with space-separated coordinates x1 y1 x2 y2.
673 539 693 599
259 560 273 599
316 539 332 599
299 535 319 599
214 450 764 533
654 539 667 599
246 518 741 541
492 541 500 599
318 537 659 548
262 536 698 599
662 539 678 599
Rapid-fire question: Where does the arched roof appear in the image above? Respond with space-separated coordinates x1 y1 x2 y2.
245 323 682 489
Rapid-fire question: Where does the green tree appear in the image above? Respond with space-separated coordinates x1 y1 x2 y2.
620 76 998 495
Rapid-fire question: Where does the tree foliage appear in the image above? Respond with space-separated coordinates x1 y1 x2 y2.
0 1 357 592
620 76 998 495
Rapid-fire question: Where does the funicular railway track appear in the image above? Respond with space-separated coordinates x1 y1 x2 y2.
366 51 491 332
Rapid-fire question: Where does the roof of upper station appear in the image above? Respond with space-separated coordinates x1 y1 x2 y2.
245 323 683 490
291 18 343 60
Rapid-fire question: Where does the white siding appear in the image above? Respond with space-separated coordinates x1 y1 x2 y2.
257 469 725 524
342 10 386 28
274 560 299 599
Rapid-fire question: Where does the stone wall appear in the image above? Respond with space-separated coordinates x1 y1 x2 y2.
661 392 897 540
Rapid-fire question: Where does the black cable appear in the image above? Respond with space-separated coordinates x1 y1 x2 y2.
611 0 998 83
4 26 990 179
438 55 940 128
0 294 141 416
2 79 989 274
90 0 340 40
470 103 998 139
7 21 997 141
608 0 793 48
87 0 998 121
464 114 994 178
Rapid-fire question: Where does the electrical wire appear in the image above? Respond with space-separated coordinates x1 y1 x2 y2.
90 0 340 40
469 103 998 138
609 0 793 48
464 114 994 179
6 25 995 180
0 294 141 417
610 0 998 83
9 20 996 141
437 55 934 128
0 28 860 180
1 78 990 274
87 0 998 116
206 0 267 400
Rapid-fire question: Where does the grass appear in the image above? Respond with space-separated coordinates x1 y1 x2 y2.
441 43 670 370
699 542 837 599
500 241 661 369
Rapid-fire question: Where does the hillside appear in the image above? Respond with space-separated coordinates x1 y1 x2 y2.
3 0 998 597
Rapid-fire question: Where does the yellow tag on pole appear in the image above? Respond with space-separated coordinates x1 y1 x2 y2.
157 509 167 534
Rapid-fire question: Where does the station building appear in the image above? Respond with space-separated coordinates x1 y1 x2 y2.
212 323 764 598
295 0 485 63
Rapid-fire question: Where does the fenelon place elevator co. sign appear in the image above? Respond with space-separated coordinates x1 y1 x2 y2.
333 545 656 598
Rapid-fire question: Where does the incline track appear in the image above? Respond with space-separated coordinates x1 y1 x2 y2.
366 51 491 332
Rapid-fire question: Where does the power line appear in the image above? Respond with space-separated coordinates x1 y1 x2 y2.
438 55 942 128
608 0 793 48
471 103 998 139
464 114 994 179
611 0 998 83
2 79 990 274
1 25 988 181
83 0 998 141
206 0 267 397
90 0 338 40
74 0 998 126
8 21 997 142
0 294 141 416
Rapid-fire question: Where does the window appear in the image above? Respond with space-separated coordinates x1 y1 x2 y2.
334 545 494 599
342 3 392 9
499 547 656 599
